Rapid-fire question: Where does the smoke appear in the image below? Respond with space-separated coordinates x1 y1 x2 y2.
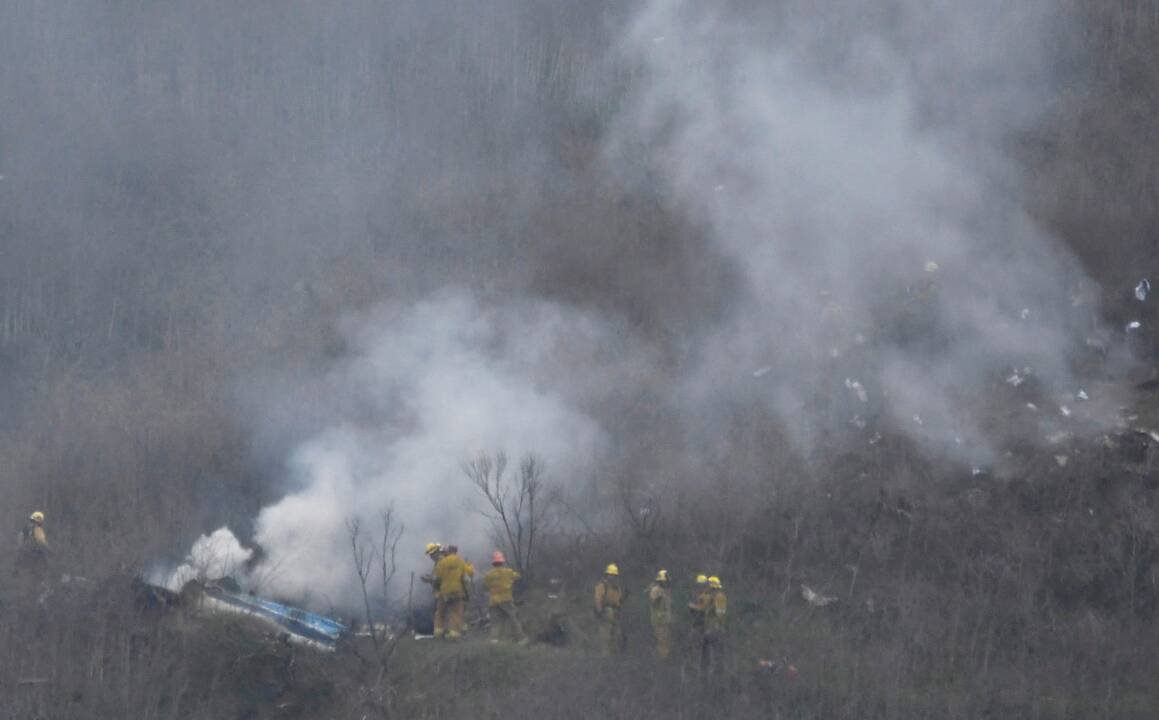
9 0 1112 605
608 0 1102 463
243 293 606 607
154 527 253 592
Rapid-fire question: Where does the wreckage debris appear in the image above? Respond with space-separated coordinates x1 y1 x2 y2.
1127 321 1142 332
150 580 348 651
1137 279 1151 301
844 378 868 402
801 584 837 607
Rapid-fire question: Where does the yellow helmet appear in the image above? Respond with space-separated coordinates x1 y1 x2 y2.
708 576 722 589
605 564 620 576
29 511 45 524
655 569 670 582
695 574 708 585
425 542 443 557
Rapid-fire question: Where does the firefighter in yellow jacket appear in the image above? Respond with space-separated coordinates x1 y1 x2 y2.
421 542 445 636
648 569 673 659
433 545 470 639
593 564 625 656
14 510 50 585
687 574 709 636
691 575 727 674
483 551 527 643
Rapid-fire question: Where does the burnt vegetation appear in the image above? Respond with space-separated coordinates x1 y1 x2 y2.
3 1 1159 718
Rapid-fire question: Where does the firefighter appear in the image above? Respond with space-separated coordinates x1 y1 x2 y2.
701 576 728 674
421 542 445 635
648 569 673 659
14 511 50 584
447 544 475 599
483 551 527 644
433 545 470 639
593 564 625 656
687 574 710 661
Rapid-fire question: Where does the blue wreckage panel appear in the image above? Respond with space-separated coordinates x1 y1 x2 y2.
203 585 348 649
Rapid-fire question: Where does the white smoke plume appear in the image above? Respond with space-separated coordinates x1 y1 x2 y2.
242 292 606 608
155 527 254 592
611 0 1104 463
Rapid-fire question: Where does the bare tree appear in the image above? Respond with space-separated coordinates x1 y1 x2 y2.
379 506 405 621
463 451 556 578
345 504 406 654
346 517 380 653
617 476 662 549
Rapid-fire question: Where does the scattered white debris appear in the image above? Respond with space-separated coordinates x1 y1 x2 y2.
854 333 866 345
954 436 963 446
971 467 984 476
1055 455 1069 467
1020 308 1031 320
1088 508 1094 517
713 184 723 192
868 432 882 445
1086 337 1107 352
1135 427 1159 443
1046 431 1069 444
850 415 867 429
1060 405 1072 417
801 585 838 607
1026 403 1038 411
652 35 666 43
844 378 868 402
1006 372 1025 387
829 348 840 358
1127 321 1142 331
752 366 772 378
1136 279 1150 301
924 261 940 273
912 414 923 426
1078 390 1089 401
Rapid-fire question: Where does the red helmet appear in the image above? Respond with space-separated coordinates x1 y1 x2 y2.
491 551 506 565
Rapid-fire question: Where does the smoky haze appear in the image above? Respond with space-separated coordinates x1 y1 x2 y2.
0 0 1109 609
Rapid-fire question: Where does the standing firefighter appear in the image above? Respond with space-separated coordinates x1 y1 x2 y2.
648 569 674 659
483 551 527 644
421 542 445 635
14 511 50 584
687 574 710 666
593 564 625 656
698 576 728 674
433 545 470 639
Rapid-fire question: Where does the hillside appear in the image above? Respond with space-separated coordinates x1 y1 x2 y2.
2 1 1159 718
